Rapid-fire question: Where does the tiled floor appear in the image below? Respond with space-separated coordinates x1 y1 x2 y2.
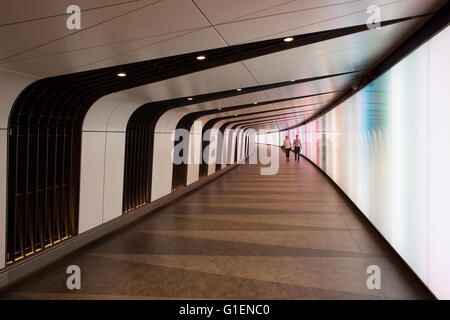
0 146 432 299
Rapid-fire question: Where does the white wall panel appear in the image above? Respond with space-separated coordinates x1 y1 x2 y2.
79 94 144 232
83 95 123 131
230 129 236 164
237 130 242 161
186 115 217 183
428 26 450 299
296 26 450 299
107 99 143 132
212 120 228 169
79 132 106 233
224 128 235 165
103 132 127 223
83 94 143 131
236 130 243 163
152 132 175 201
153 108 216 198
207 128 219 175
221 130 229 169
155 109 190 132
152 109 192 199
186 121 202 185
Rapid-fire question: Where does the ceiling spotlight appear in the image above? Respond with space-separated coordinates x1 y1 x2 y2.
196 55 206 60
236 88 242 92
290 79 295 82
217 107 222 110
253 102 258 105
117 72 127 77
283 37 294 42
187 97 193 101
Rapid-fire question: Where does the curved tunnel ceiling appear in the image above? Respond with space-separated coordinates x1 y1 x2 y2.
2 0 448 267
2 0 444 134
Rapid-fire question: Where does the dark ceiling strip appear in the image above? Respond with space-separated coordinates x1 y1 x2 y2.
281 2 449 132
135 70 358 113
202 101 325 127
232 109 315 125
234 113 314 128
216 109 316 132
176 90 340 130
239 111 314 126
232 113 314 128
213 109 318 132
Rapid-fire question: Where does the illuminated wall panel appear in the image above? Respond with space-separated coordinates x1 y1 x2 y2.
428 26 450 300
298 26 449 299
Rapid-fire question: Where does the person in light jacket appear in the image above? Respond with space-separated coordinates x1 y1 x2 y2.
293 134 302 162
283 136 292 160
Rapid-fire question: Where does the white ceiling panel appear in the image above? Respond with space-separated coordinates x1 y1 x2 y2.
262 74 358 100
1 27 225 76
171 89 336 121
72 27 225 73
243 20 419 84
147 74 345 116
1 0 445 129
182 91 269 112
0 0 225 76
266 91 340 109
233 104 325 121
120 62 258 101
195 0 443 44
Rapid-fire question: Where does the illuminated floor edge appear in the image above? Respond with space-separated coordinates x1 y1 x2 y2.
0 147 432 300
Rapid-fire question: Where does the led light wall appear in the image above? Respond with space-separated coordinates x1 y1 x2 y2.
297 26 450 299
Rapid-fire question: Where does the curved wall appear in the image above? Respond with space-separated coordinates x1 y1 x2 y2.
79 94 144 233
0 73 249 270
297 26 450 299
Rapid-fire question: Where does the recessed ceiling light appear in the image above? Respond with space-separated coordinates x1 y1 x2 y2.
234 114 238 116
187 97 193 101
290 79 295 82
283 37 294 42
117 72 126 77
217 107 222 110
236 88 242 92
253 102 258 104
196 55 206 60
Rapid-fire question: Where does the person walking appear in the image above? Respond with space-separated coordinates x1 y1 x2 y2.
293 134 302 162
283 136 292 160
